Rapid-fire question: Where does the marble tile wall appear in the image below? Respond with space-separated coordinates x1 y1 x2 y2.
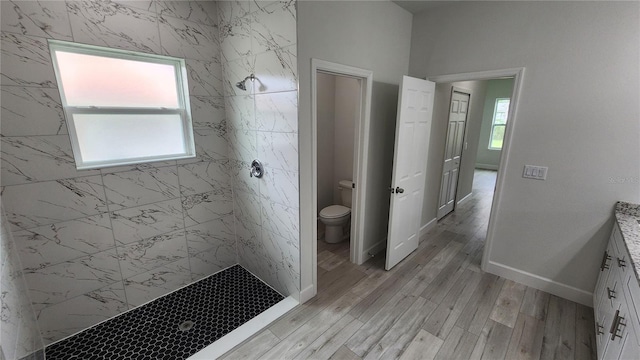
218 0 300 297
1 203 44 360
0 0 237 345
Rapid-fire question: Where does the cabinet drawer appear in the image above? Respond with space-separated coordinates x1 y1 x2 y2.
622 269 640 347
602 298 640 360
612 225 631 280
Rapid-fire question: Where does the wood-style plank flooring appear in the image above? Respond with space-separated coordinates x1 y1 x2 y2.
222 170 596 360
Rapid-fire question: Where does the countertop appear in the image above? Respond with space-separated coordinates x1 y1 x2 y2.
615 201 640 283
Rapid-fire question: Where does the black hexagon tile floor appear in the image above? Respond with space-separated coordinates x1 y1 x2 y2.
45 265 284 360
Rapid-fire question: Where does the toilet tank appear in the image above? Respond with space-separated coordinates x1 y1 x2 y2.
339 180 353 208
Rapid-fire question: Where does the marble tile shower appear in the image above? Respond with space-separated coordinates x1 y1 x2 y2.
1 204 44 360
0 0 300 350
218 0 300 298
0 0 235 345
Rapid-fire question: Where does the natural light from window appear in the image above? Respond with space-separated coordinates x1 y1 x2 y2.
49 40 195 170
489 98 510 150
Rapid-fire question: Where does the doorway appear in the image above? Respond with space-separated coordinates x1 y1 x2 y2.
304 59 373 301
316 72 360 263
429 68 524 272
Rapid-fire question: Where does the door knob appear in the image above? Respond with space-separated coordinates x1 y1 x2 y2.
395 187 404 194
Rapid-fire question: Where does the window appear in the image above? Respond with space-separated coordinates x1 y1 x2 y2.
489 98 510 150
49 40 195 170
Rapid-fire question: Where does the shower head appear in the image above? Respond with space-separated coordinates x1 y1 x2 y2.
235 74 255 91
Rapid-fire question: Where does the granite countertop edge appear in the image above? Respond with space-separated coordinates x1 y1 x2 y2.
615 201 640 284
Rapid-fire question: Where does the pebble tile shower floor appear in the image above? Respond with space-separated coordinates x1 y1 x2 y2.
45 265 284 360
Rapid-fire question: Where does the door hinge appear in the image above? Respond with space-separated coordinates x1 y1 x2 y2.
352 183 355 189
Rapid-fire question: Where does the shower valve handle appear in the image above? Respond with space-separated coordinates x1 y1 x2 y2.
250 159 264 178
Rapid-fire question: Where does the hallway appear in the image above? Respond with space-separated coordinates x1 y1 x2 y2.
223 170 596 359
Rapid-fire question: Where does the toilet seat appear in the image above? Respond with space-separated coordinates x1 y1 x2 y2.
320 205 351 219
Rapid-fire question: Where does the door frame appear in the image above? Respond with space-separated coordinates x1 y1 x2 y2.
436 86 472 220
428 67 525 273
304 58 373 302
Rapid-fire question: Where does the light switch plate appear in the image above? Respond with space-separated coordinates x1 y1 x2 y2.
523 165 548 180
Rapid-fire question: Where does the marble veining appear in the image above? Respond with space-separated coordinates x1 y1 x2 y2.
110 199 185 245
261 199 299 241
186 217 236 280
261 229 300 295
156 1 217 26
178 128 229 165
254 45 298 94
234 192 262 227
190 95 226 129
228 127 258 162
255 91 298 133
0 32 58 87
182 190 233 227
14 214 114 271
225 94 256 130
219 13 252 63
117 229 188 279
2 176 108 231
229 159 260 197
1 135 100 186
222 55 256 96
251 1 296 54
178 160 231 196
1 225 43 360
103 166 180 211
258 131 299 172
123 258 191 307
1 0 73 40
24 249 122 311
615 201 640 284
186 59 224 97
1 87 66 136
37 282 128 344
159 15 219 62
66 0 161 54
260 168 299 208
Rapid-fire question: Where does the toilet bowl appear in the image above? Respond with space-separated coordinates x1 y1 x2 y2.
319 180 353 243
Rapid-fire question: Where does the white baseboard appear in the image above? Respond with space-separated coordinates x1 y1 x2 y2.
299 284 315 304
420 218 437 237
456 192 473 206
475 163 499 171
484 260 593 306
361 238 386 263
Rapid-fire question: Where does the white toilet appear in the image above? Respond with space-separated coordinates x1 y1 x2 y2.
319 180 353 243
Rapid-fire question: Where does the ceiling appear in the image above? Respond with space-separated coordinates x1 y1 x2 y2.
392 1 458 14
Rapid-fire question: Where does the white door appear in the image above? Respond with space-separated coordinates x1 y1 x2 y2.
385 76 435 270
437 90 470 219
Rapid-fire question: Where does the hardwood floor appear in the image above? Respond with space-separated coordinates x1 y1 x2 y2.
222 170 596 360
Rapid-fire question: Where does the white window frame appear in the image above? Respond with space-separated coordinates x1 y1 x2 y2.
48 40 195 170
488 97 510 150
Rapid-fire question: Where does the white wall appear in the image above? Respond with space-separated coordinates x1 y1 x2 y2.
410 1 640 304
476 79 514 170
317 73 336 212
298 1 413 295
333 76 358 203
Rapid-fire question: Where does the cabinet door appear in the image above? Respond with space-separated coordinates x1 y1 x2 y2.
596 239 619 358
603 300 639 360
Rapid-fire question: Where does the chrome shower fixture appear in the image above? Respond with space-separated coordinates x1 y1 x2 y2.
235 74 255 91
